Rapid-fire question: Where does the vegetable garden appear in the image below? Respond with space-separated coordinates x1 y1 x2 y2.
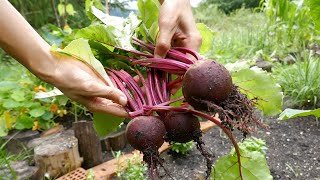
0 0 319 179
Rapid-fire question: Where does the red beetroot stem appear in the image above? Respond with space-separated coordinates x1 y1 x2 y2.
134 58 190 69
132 37 196 64
110 70 144 110
166 74 172 101
167 49 196 64
172 47 202 60
154 70 165 103
107 71 139 111
119 70 146 105
166 76 184 91
161 72 168 101
148 69 161 105
135 69 153 106
143 96 184 109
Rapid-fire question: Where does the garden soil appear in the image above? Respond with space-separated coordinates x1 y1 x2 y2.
106 116 319 180
156 116 320 180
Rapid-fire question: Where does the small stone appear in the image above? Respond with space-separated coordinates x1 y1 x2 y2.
255 60 273 72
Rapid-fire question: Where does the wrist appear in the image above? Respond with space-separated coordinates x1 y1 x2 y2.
27 43 58 85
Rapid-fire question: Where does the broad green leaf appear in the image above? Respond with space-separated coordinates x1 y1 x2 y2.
75 24 119 46
11 90 25 102
56 95 69 106
93 113 124 137
213 138 272 180
29 107 46 118
88 8 140 49
14 115 33 130
0 81 18 92
278 108 320 120
55 38 114 87
196 23 215 54
85 0 105 21
66 3 76 16
138 0 160 29
41 111 54 121
230 66 283 116
310 0 320 31
57 3 65 16
149 21 159 43
3 99 21 109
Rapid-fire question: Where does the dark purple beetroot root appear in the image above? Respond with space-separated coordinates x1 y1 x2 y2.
163 112 214 179
126 116 170 180
163 111 201 143
181 60 266 136
182 60 233 110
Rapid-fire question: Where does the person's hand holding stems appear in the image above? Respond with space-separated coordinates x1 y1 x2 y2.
0 0 128 117
0 0 201 116
155 0 202 58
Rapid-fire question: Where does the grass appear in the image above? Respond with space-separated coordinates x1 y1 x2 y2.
0 138 33 179
194 6 271 64
273 51 320 108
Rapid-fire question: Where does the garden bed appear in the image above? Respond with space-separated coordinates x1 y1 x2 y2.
156 116 319 180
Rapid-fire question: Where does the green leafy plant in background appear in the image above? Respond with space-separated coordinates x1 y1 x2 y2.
198 0 261 14
213 137 271 179
170 141 194 155
273 51 320 108
261 0 316 55
0 62 69 136
114 151 147 180
0 138 33 179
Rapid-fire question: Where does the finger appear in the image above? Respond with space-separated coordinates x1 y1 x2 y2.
78 97 128 117
83 82 128 106
154 5 179 58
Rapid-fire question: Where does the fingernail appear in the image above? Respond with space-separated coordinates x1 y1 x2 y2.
119 96 127 106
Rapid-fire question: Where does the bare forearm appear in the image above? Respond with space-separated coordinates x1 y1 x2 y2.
0 0 56 82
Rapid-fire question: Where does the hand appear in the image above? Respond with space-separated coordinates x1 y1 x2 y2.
155 0 202 58
48 55 128 117
0 1 128 117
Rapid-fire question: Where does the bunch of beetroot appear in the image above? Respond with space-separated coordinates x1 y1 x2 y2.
105 37 265 180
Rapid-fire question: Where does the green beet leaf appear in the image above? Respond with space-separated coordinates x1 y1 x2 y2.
93 113 124 137
213 138 272 180
278 108 320 120
138 0 160 29
75 24 120 47
196 23 215 54
85 7 140 49
228 65 283 116
54 38 114 87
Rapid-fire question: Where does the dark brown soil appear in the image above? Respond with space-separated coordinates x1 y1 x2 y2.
157 116 320 180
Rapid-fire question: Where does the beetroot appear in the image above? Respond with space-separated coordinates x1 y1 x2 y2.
163 112 213 179
182 60 233 110
163 111 201 143
126 116 166 151
126 116 168 179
